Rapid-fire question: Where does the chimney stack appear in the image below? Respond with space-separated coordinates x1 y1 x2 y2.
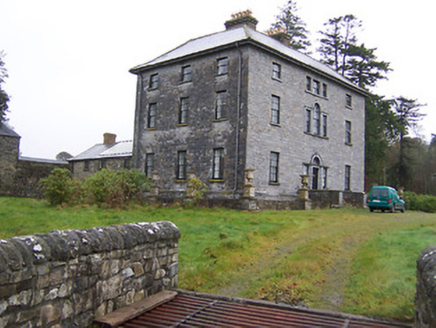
266 28 291 47
103 133 116 144
225 10 258 31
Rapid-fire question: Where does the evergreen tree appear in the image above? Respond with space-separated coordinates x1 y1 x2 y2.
392 97 426 189
271 0 311 52
0 51 10 123
346 44 391 89
318 15 361 75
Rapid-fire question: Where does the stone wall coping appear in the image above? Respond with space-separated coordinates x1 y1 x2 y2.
0 221 180 273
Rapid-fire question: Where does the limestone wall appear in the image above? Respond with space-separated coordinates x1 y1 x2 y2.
0 221 180 328
415 245 436 327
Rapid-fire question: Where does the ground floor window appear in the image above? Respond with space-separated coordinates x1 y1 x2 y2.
145 153 154 177
212 148 224 179
269 152 279 183
176 151 187 180
345 165 351 190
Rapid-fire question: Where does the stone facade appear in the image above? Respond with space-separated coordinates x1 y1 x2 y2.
0 124 20 196
415 245 436 327
0 221 180 328
130 13 367 209
0 124 68 197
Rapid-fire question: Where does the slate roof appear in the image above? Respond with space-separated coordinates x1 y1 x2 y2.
0 123 20 138
19 156 68 165
69 140 132 161
94 290 411 328
130 25 366 95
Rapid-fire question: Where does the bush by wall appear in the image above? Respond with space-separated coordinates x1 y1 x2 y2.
404 192 436 213
40 168 150 208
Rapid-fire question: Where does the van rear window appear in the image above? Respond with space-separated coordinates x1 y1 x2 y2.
372 189 381 197
381 189 388 197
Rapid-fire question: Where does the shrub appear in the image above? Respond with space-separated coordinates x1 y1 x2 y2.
184 176 208 208
83 169 150 208
404 191 436 213
40 168 82 205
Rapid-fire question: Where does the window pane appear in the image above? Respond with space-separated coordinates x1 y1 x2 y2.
148 103 156 128
305 109 311 133
217 58 228 75
179 97 189 124
212 148 224 179
181 65 192 82
322 114 328 137
313 104 320 135
177 151 187 179
346 94 352 107
306 76 311 91
271 96 280 125
345 165 351 190
216 91 227 119
149 73 158 89
272 63 281 79
345 121 352 143
313 80 320 95
269 152 279 183
145 153 154 177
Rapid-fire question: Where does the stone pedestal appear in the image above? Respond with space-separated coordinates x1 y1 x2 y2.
298 175 311 210
242 169 257 210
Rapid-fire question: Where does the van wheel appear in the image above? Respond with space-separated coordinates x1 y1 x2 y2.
369 208 374 212
401 207 405 213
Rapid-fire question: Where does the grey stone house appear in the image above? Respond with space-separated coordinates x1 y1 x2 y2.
129 12 367 209
69 133 133 180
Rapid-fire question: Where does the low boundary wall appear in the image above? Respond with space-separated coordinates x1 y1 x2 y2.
415 245 436 327
0 221 180 327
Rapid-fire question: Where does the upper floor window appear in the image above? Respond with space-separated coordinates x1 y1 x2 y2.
84 160 90 172
344 165 351 190
271 95 280 125
346 94 353 108
176 150 187 180
145 153 154 177
313 80 321 95
215 91 227 120
217 57 228 75
305 104 327 137
147 103 157 129
149 73 159 89
322 83 328 97
345 120 352 144
313 103 321 135
212 148 224 180
306 76 312 91
181 65 192 82
269 152 279 183
179 97 189 125
272 63 281 80
306 76 327 98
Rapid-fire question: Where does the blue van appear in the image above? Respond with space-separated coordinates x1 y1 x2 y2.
367 186 405 213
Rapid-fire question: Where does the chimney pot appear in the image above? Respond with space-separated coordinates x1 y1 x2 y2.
103 133 117 144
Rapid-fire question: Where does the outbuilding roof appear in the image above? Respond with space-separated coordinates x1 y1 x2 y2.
130 24 366 95
0 123 20 138
70 140 132 161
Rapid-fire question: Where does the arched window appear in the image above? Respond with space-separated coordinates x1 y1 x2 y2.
313 103 321 135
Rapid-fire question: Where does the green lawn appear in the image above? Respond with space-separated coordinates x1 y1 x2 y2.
1 197 435 322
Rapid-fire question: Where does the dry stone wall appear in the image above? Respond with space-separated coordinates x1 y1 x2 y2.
415 245 436 327
0 221 180 328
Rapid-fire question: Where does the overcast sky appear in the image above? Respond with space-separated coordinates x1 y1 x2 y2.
1 0 434 159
